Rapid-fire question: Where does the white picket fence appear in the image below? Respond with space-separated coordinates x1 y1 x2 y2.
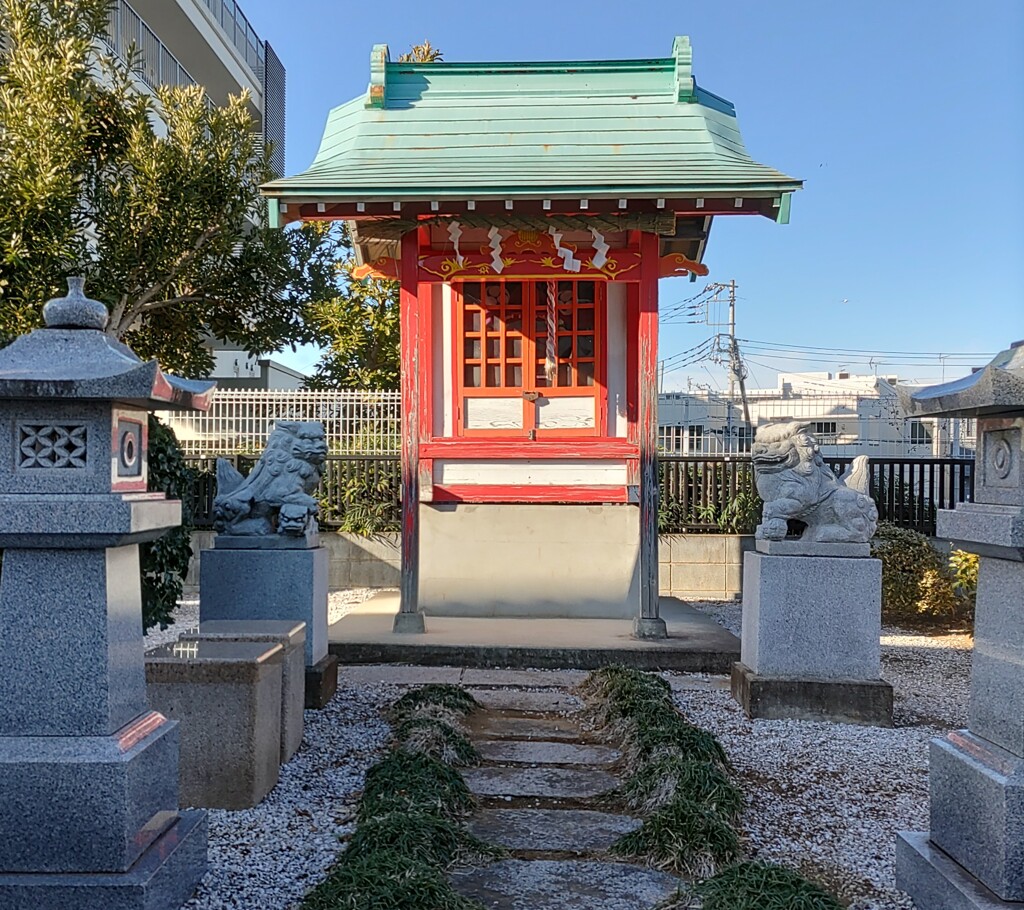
156 389 401 455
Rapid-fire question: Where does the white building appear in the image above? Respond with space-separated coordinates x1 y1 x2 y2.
103 0 285 176
658 371 976 458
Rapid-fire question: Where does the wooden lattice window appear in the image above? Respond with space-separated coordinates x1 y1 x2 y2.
456 280 605 437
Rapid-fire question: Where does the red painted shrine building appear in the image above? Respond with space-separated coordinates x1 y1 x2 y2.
263 37 801 636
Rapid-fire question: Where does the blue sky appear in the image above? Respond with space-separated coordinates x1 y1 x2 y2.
240 0 1024 390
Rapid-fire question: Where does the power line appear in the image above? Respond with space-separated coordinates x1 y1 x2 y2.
736 338 994 359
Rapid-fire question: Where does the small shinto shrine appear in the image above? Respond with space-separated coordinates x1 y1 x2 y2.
263 37 801 637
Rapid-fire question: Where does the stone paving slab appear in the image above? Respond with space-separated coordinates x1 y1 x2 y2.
468 809 640 854
464 766 618 799
477 740 620 766
462 669 585 688
336 665 463 686
451 859 680 910
471 690 583 713
472 714 583 742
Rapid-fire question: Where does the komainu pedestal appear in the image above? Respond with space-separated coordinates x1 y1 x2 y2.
200 421 336 706
896 341 1024 909
731 422 892 726
0 280 211 910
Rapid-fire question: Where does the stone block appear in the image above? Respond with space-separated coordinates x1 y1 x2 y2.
146 640 284 810
0 547 148 738
178 621 306 762
0 808 208 910
0 712 178 873
969 558 1024 757
468 809 640 854
463 766 619 799
658 561 670 593
938 502 1024 560
671 562 726 594
451 859 680 910
305 653 339 709
897 831 1019 910
754 539 871 558
200 546 328 665
731 662 893 726
929 731 1024 901
740 551 882 679
671 535 726 564
476 741 620 766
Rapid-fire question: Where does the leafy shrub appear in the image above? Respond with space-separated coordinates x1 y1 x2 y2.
870 522 969 624
343 812 501 868
694 861 843 910
622 755 744 818
949 548 979 613
394 715 481 767
388 684 480 724
301 854 484 910
357 751 475 823
141 416 195 632
610 794 740 876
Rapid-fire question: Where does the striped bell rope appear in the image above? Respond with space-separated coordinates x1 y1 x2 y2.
545 280 557 383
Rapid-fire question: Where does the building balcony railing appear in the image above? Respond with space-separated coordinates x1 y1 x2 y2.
196 0 265 80
104 0 198 92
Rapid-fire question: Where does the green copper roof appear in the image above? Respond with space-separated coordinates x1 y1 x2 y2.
263 37 801 202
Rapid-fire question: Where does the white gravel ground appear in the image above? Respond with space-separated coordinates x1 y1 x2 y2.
684 599 974 910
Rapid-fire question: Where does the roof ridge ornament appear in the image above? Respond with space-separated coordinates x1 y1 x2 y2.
366 43 389 109
673 35 694 102
43 277 109 331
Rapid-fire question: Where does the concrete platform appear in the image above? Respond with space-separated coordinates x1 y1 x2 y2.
329 594 739 671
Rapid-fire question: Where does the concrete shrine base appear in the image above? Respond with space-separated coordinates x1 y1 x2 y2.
731 661 894 727
330 593 739 671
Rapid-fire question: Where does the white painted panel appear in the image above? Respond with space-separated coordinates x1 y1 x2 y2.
431 283 450 438
436 459 628 485
607 283 628 437
463 397 523 430
442 284 453 437
535 396 595 429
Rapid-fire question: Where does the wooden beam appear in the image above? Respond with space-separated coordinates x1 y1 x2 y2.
396 229 424 632
635 231 667 639
421 439 639 459
432 484 630 504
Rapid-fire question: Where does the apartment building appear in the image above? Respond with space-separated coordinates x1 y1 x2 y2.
103 0 285 176
658 371 977 458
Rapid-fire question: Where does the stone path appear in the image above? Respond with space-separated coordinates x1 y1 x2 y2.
448 675 681 910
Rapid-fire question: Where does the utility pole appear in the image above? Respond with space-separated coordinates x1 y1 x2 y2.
724 280 751 452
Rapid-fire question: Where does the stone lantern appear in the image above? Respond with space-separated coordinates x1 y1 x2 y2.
896 340 1024 909
0 279 214 909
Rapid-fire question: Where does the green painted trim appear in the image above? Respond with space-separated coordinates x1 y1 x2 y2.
775 192 792 224
262 183 802 199
267 197 280 229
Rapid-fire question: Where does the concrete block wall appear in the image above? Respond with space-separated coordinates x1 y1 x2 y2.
187 530 750 601
659 534 754 601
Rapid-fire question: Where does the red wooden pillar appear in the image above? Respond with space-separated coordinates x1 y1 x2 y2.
394 229 425 632
634 230 667 639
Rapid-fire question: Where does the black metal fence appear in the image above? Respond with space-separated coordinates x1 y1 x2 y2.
657 455 974 536
187 454 974 538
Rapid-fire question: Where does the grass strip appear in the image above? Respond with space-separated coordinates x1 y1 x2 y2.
357 751 475 823
694 861 845 910
343 811 504 868
395 715 481 767
610 794 740 876
388 684 479 724
301 854 485 910
622 754 744 818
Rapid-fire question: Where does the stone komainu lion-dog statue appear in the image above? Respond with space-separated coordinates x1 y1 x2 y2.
213 421 328 538
751 421 878 543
